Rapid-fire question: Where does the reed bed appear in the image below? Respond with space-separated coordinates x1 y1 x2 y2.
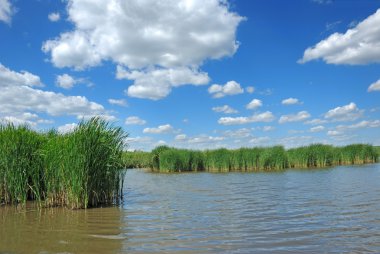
135 144 378 173
0 118 127 208
123 151 152 169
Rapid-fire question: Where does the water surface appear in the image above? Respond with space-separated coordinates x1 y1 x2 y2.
1 164 380 253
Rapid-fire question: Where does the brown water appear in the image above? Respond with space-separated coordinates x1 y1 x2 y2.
1 164 380 254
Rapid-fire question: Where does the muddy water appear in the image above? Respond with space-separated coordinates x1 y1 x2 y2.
1 164 380 253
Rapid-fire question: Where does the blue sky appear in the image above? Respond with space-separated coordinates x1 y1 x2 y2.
1 0 380 151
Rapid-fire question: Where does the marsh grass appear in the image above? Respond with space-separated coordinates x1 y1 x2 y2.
140 144 378 173
0 118 127 209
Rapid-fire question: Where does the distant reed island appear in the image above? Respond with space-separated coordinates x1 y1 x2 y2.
0 118 126 209
125 144 379 173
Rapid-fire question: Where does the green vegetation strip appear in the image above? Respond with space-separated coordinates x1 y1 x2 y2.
125 144 379 172
0 118 127 209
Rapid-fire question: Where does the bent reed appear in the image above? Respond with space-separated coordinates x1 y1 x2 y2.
125 144 379 173
0 118 127 209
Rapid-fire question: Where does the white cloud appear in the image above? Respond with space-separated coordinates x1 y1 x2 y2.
279 111 311 124
368 79 380 92
56 74 76 89
117 66 209 100
246 86 255 94
188 135 224 144
125 116 146 125
212 105 238 114
48 12 60 22
246 99 262 110
57 123 78 134
249 136 270 145
327 130 342 136
305 118 328 125
0 112 53 127
222 128 252 138
0 63 112 124
0 63 43 87
335 120 380 131
324 102 363 122
218 111 275 125
208 80 244 98
108 99 127 107
43 0 243 69
279 136 314 148
143 124 174 134
55 73 92 89
282 97 301 105
262 126 275 132
175 134 187 141
310 125 325 132
0 0 13 24
299 9 380 65
125 136 154 151
350 120 380 128
42 0 243 99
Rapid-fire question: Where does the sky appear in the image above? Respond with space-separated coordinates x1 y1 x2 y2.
1 0 380 151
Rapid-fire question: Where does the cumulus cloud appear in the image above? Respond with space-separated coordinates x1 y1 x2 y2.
0 0 13 24
42 0 243 99
282 97 301 105
246 99 262 110
324 102 363 122
57 123 78 134
108 98 127 107
279 136 314 148
368 79 380 92
0 63 43 87
56 74 76 89
299 9 380 65
279 111 311 124
310 125 325 132
125 136 154 151
0 113 53 127
175 134 187 141
304 118 328 125
222 128 252 138
117 66 209 100
143 124 174 134
212 105 238 114
208 80 244 98
187 135 224 144
218 111 275 125
125 116 146 125
335 120 380 131
48 12 60 22
0 63 112 126
55 73 92 89
327 130 342 136
249 136 270 145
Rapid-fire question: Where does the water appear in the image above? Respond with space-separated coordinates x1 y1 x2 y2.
1 164 380 253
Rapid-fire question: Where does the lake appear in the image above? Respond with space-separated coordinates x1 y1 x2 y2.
1 164 380 253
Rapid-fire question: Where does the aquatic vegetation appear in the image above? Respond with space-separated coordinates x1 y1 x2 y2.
141 144 378 173
0 118 127 208
123 151 152 169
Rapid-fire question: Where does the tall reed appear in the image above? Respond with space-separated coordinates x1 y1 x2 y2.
142 144 378 173
0 124 45 204
0 117 127 209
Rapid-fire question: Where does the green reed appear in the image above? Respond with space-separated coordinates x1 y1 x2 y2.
0 117 127 209
141 144 378 173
